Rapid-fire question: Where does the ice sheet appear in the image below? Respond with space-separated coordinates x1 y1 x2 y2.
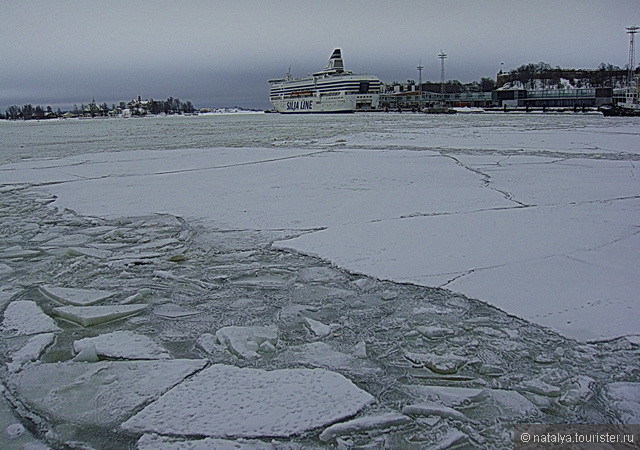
121 364 375 438
1 117 637 343
9 359 207 427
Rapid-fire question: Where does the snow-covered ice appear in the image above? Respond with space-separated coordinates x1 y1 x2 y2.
3 116 635 341
319 412 411 442
215 325 278 359
73 330 171 360
0 113 638 448
9 359 206 427
2 300 61 336
53 304 147 326
603 382 640 423
39 285 114 306
121 364 375 438
6 333 55 372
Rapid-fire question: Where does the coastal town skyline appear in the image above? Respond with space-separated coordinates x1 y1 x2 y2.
1 0 638 110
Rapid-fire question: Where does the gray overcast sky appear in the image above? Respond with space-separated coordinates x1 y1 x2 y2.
1 0 639 110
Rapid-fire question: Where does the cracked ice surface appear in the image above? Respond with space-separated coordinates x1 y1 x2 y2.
121 364 375 438
2 116 637 340
0 114 639 448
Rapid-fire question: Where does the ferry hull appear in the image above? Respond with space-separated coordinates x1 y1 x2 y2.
271 96 357 114
269 49 380 114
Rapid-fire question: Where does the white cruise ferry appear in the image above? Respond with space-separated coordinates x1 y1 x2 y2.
268 49 381 113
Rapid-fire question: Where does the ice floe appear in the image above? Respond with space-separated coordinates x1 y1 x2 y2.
402 403 473 423
215 325 278 359
39 285 114 306
2 300 61 336
0 246 40 259
153 303 200 318
319 412 411 442
405 352 468 375
9 359 207 427
276 342 380 375
303 316 332 337
53 304 147 326
6 333 55 372
603 382 640 423
121 364 375 438
73 330 171 360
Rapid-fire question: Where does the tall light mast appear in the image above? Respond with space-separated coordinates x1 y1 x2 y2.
438 51 447 101
627 26 639 85
417 59 424 110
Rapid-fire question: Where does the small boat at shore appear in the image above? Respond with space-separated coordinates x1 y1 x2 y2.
599 79 640 116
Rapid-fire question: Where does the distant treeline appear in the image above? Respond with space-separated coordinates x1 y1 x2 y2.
497 62 636 89
400 78 497 94
2 96 197 120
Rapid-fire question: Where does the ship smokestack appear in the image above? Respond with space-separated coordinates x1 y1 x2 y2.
327 49 344 73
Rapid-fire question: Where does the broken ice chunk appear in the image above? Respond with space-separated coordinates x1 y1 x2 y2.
73 330 171 360
402 403 472 423
41 234 90 247
66 246 112 259
303 317 332 337
603 382 640 423
53 304 147 327
122 289 152 304
39 285 114 306
483 388 540 418
416 326 456 339
519 379 562 397
73 344 99 362
153 303 200 319
353 341 367 358
215 325 278 359
0 246 40 259
9 359 207 427
405 352 468 375
2 300 61 336
121 364 375 438
7 333 55 372
405 385 486 408
319 412 411 442
559 376 595 406
276 342 380 375
381 289 398 301
0 263 14 275
196 333 225 355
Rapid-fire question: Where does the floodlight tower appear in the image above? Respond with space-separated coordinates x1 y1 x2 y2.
417 59 424 109
438 51 447 99
627 26 639 85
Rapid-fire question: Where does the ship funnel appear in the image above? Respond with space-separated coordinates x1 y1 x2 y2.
326 49 344 73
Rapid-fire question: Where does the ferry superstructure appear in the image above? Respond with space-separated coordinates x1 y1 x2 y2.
268 49 381 113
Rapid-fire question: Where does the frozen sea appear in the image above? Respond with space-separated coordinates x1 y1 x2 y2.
0 112 639 448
